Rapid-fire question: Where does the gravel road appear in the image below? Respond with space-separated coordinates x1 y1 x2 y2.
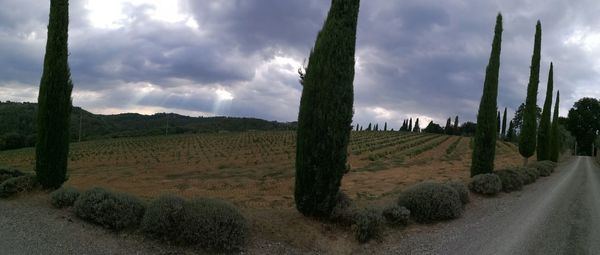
365 156 600 255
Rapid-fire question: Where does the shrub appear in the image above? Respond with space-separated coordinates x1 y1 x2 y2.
74 187 145 230
329 191 355 226
0 175 37 198
352 207 382 243
397 182 462 223
516 167 538 185
0 167 25 184
529 161 556 176
382 205 410 226
178 198 248 251
494 169 524 192
446 181 470 205
50 186 80 208
469 174 502 195
141 195 186 242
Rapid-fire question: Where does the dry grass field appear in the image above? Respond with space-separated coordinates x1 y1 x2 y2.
0 131 524 252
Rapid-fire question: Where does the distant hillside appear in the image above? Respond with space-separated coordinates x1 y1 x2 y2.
0 101 296 150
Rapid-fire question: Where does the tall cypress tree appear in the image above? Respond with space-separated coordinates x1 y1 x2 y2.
374 124 379 131
445 118 452 135
367 123 372 131
501 107 508 139
537 63 553 161
409 118 413 132
549 90 560 162
413 118 420 133
471 14 502 177
507 121 515 141
384 122 387 131
497 111 501 137
519 21 542 166
36 0 74 189
295 0 360 217
454 116 459 134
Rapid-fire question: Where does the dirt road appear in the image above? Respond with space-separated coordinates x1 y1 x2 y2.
371 156 600 255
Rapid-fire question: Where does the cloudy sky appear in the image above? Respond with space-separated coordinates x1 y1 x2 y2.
1 0 599 128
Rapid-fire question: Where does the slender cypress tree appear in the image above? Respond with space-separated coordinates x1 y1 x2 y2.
454 116 459 134
507 121 515 141
519 21 542 166
374 124 379 131
497 111 501 137
501 107 507 139
401 120 407 131
295 0 360 217
537 63 553 161
445 118 452 135
36 0 74 189
367 123 372 131
471 14 502 177
384 122 387 131
409 118 413 132
549 90 560 162
413 118 420 133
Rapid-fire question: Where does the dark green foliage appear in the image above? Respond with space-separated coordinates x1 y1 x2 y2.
0 167 25 184
567 98 600 156
507 121 515 142
329 191 355 227
512 103 542 133
352 207 382 243
367 123 372 131
461 122 477 136
501 108 507 139
178 198 248 251
497 111 501 136
537 63 554 161
424 121 444 134
382 205 410 226
295 0 360 217
409 118 413 132
384 122 387 131
516 167 539 184
445 118 453 135
74 187 145 230
50 186 80 208
494 169 524 192
469 174 502 195
0 175 38 198
413 118 420 133
519 21 542 161
140 195 186 241
550 91 561 162
446 181 470 205
374 124 379 131
397 182 462 223
529 161 556 177
36 0 74 189
454 116 459 133
471 14 503 177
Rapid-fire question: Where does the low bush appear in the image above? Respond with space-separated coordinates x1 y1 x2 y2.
397 182 462 223
0 167 25 184
0 174 37 198
329 191 355 227
352 207 382 243
529 161 556 177
140 195 186 242
494 169 524 193
469 174 502 196
446 180 470 205
178 198 248 251
74 187 145 230
382 205 410 226
516 167 539 185
50 187 80 208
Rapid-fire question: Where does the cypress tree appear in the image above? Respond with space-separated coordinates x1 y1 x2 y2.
454 116 459 134
367 123 372 131
497 111 501 137
413 118 420 133
537 63 553 161
471 14 502 177
401 120 407 131
384 122 387 131
374 124 379 131
409 118 413 132
519 21 542 166
507 121 515 141
445 118 452 135
549 90 560 162
295 0 360 218
501 107 507 139
36 0 74 189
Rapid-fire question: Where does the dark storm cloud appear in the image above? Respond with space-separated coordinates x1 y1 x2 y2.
0 0 599 124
